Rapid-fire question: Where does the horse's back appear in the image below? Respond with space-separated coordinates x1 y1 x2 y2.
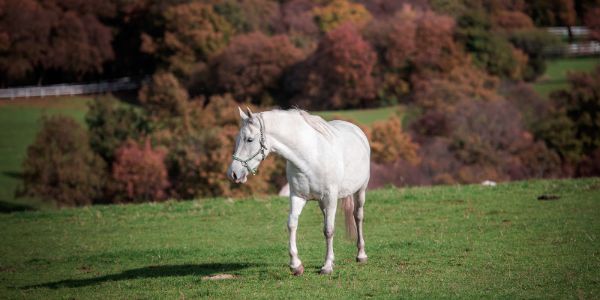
329 120 370 196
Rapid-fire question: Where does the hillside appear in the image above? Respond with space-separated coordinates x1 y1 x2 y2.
1 178 598 299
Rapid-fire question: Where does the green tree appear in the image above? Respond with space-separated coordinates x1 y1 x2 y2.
20 115 105 206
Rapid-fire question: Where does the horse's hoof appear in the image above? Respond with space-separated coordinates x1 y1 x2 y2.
356 256 368 263
319 267 333 275
291 264 304 276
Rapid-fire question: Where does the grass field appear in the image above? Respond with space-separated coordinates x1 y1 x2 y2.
0 97 91 211
533 57 600 98
1 178 598 299
315 106 401 125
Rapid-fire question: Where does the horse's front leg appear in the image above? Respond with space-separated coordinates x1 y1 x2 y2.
288 195 307 276
319 194 338 275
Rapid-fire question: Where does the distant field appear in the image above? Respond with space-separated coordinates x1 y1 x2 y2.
315 106 401 126
0 97 90 211
533 57 600 97
1 178 598 298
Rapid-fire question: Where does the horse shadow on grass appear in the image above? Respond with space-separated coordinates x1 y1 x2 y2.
23 263 255 289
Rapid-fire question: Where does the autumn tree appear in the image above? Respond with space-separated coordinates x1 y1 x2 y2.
370 117 420 164
112 139 169 203
141 2 234 78
0 0 114 85
312 0 372 32
508 29 562 80
456 9 525 79
285 24 376 109
211 32 303 104
550 67 600 156
584 7 600 42
138 71 189 122
85 96 150 164
20 115 105 206
214 0 282 34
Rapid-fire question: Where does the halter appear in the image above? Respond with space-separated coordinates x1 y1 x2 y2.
232 114 268 175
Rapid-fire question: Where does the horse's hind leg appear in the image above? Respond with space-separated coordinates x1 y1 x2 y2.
319 193 338 275
288 195 307 275
354 186 368 263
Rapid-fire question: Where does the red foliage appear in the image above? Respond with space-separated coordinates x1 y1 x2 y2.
584 7 600 41
367 6 461 74
286 24 376 109
211 32 303 103
112 139 169 203
281 0 319 38
0 0 114 83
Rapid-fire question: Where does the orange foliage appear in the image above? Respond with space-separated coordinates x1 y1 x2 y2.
370 117 420 164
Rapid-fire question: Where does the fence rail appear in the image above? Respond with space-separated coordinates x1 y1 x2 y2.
546 26 590 37
545 41 600 57
0 77 141 99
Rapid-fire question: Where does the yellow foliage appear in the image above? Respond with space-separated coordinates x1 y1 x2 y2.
313 0 371 32
370 117 420 164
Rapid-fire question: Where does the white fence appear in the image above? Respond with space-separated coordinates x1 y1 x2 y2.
545 41 600 56
547 26 590 37
0 77 141 99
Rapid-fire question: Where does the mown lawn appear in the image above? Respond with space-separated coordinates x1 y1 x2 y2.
533 56 600 98
0 97 90 211
1 178 598 299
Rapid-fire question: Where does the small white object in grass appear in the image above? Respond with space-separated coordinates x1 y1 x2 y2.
481 180 497 187
278 183 290 197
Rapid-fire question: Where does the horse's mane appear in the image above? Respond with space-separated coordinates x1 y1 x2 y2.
290 109 336 139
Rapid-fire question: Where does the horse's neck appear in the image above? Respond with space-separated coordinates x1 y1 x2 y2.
263 111 325 172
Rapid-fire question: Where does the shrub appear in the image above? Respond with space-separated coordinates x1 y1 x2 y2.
86 96 150 164
370 117 420 164
20 115 105 206
456 10 525 79
112 139 169 203
555 67 600 155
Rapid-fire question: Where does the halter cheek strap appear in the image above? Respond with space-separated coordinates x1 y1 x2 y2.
232 115 268 175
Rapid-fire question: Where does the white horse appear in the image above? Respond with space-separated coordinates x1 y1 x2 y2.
227 107 370 275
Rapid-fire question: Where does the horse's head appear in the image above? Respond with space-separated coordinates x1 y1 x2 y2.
227 107 269 184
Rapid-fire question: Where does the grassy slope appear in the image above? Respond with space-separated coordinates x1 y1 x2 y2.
315 106 401 125
1 178 598 299
533 57 600 98
0 97 90 211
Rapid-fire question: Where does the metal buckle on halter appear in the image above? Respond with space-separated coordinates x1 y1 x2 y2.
232 115 267 176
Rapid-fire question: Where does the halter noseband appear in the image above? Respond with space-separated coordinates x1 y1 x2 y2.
232 114 268 175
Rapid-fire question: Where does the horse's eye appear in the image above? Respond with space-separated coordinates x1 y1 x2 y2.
246 137 254 143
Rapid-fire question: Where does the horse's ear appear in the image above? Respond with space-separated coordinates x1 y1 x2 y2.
246 106 254 119
238 106 248 121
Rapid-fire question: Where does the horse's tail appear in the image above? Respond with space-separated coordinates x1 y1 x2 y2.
342 196 357 240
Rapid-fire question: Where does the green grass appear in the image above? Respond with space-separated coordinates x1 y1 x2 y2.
533 57 600 98
1 178 598 299
0 97 90 211
315 106 402 126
